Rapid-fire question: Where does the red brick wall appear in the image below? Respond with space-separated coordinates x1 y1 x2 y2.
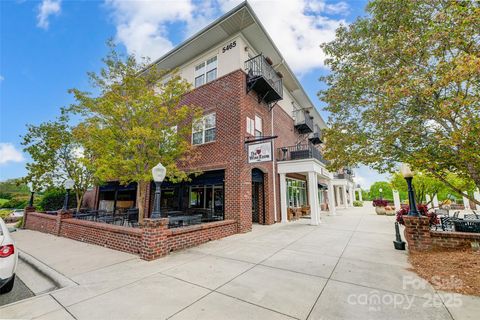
430 231 480 250
60 219 143 255
25 211 238 260
24 212 57 235
166 219 237 253
403 216 480 251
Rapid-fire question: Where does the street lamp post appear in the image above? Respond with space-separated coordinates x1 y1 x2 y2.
401 163 420 216
379 188 383 200
151 163 167 219
63 179 75 211
27 182 35 207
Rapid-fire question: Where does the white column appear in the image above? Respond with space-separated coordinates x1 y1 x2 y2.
308 171 320 225
393 190 401 211
433 194 439 208
335 185 340 207
342 186 348 208
359 189 363 201
353 188 357 201
279 173 288 223
463 193 471 210
474 189 480 210
425 194 432 209
327 181 336 215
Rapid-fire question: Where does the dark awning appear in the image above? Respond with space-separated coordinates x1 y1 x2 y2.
99 182 138 192
318 183 328 190
161 170 225 187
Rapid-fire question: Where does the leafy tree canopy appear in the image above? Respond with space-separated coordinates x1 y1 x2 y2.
319 0 480 204
68 44 202 221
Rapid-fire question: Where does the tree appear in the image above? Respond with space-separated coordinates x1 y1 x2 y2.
369 181 393 201
319 0 480 204
390 172 444 204
22 115 95 211
68 46 201 223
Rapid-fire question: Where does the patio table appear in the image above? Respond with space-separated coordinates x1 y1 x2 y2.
454 219 480 233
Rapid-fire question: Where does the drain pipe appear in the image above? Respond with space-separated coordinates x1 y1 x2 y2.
271 109 278 222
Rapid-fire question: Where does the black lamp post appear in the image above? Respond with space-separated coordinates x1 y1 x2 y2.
63 179 75 211
401 164 420 216
28 182 35 207
151 163 167 218
379 188 383 200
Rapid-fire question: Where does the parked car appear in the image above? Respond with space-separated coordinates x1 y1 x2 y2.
0 218 18 294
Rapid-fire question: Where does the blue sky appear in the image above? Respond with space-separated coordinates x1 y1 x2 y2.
0 0 389 188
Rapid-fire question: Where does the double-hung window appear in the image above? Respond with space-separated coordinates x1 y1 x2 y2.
246 115 263 137
192 113 216 145
194 56 217 88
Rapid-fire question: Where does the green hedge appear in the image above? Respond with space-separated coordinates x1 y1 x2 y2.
353 200 364 207
39 188 77 211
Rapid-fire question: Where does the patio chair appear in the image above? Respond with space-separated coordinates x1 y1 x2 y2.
440 216 456 232
452 211 460 219
124 208 139 227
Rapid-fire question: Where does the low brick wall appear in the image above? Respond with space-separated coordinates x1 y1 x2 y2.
403 216 480 251
167 220 237 252
24 212 57 235
24 210 238 260
430 230 480 250
60 219 143 255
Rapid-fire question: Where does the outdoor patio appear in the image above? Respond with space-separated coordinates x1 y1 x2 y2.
3 203 479 319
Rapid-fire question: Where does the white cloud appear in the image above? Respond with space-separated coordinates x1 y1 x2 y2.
0 75 4 81
37 0 61 29
354 165 391 190
105 0 347 74
0 143 25 165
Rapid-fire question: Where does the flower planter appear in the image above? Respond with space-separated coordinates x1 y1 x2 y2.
375 206 386 215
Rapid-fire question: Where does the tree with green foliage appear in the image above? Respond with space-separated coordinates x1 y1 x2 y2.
369 181 393 201
22 115 95 211
390 172 446 205
319 0 480 204
68 46 201 223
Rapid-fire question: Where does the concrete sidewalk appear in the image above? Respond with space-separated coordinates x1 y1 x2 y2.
1 205 479 319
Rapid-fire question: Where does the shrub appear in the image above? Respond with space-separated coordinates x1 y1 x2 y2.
396 204 439 226
0 192 13 200
39 188 77 211
353 200 363 207
372 199 388 207
0 196 28 209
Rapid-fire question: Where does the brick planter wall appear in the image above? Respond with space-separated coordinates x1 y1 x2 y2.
24 211 238 260
403 216 480 251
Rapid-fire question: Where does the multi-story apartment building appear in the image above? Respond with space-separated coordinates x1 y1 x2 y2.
89 2 359 233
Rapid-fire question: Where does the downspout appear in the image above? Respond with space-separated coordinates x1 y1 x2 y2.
271 108 278 222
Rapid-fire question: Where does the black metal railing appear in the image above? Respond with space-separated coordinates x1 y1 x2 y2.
245 54 283 101
334 173 354 181
293 110 314 134
277 144 328 165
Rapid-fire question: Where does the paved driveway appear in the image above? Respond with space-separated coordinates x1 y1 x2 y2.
1 205 479 319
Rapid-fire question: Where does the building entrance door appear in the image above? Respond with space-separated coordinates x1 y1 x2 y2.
252 169 265 224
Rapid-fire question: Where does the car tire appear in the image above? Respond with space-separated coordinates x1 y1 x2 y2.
0 276 15 294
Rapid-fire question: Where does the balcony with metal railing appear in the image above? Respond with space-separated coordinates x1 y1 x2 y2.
308 125 322 145
245 54 283 104
293 109 314 134
277 143 328 165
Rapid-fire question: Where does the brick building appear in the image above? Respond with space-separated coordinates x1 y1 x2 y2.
89 2 358 233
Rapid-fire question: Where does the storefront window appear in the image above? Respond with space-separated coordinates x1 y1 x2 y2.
286 179 307 208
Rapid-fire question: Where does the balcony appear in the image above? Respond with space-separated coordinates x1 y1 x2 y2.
245 54 283 104
308 125 322 145
334 170 355 182
294 110 314 134
277 143 328 165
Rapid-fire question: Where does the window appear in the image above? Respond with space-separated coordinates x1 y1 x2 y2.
246 115 262 136
192 113 216 145
194 56 217 88
254 115 262 137
286 178 307 208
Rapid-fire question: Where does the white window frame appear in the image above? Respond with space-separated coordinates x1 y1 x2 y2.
194 56 217 88
254 115 262 137
192 113 216 145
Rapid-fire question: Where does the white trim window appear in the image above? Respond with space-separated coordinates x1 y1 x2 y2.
194 56 217 88
192 113 216 145
246 115 263 137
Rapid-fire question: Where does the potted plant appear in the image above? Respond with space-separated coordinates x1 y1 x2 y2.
373 199 388 215
395 204 439 226
384 205 396 216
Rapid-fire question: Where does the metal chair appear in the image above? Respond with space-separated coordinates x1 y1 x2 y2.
124 208 139 227
452 211 460 219
454 220 480 233
440 216 456 231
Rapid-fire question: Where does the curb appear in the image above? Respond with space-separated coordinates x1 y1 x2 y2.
18 250 77 289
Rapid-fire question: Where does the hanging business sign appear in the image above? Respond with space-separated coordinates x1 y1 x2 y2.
247 141 272 163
